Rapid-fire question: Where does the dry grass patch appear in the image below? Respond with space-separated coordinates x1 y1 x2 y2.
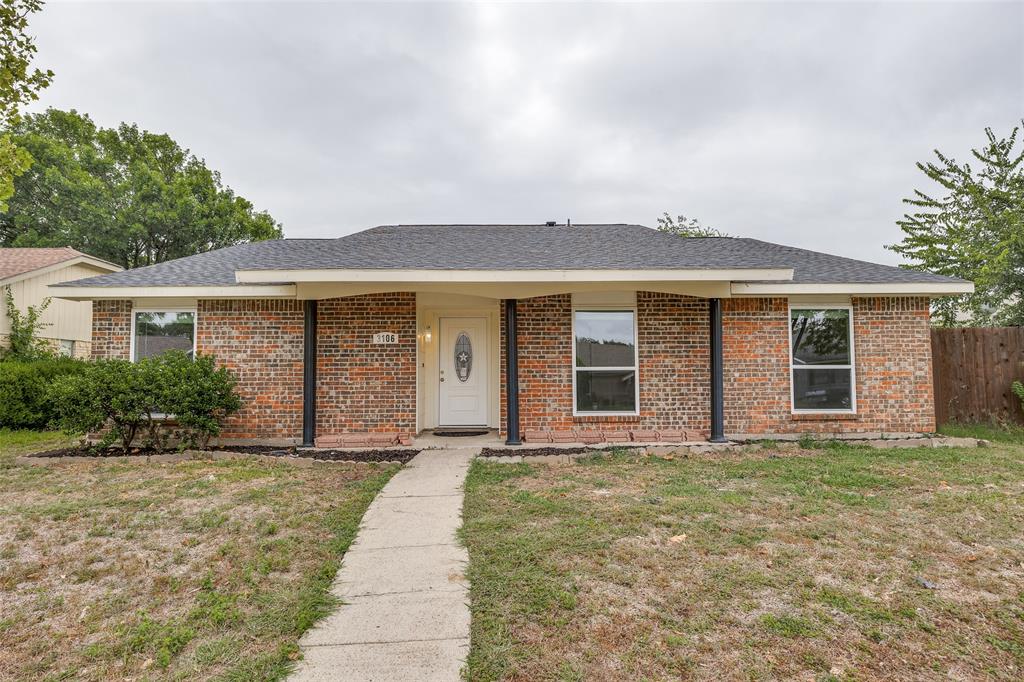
0 433 398 681
462 444 1024 681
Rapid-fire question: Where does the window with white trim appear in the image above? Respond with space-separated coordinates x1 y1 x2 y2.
790 307 855 412
132 310 196 362
573 309 638 414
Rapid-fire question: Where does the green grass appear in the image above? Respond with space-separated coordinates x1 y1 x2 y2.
0 428 73 464
462 443 1024 680
938 421 1024 445
0 452 399 681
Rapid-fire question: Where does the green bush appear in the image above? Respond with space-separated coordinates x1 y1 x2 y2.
0 357 86 429
49 358 152 452
48 352 242 453
155 352 242 449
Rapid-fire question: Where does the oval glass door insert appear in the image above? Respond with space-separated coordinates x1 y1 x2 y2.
454 332 472 382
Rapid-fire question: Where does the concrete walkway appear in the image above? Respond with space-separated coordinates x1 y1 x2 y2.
290 448 476 682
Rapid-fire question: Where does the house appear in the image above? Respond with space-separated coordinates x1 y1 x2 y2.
51 224 972 445
1 247 121 358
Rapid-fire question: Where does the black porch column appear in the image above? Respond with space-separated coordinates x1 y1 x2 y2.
709 298 727 443
302 300 318 447
503 299 522 445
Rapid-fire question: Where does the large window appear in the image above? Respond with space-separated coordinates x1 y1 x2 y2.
573 309 638 414
132 310 196 362
790 307 855 412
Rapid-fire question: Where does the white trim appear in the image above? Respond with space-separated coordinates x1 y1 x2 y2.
571 305 640 417
50 284 297 301
733 281 973 296
788 304 857 414
129 307 198 363
236 267 794 284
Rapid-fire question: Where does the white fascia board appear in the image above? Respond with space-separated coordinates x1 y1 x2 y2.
235 267 795 284
47 284 297 301
731 281 975 296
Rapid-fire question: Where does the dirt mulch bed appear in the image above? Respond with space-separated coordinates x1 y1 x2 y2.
478 446 638 458
28 445 421 464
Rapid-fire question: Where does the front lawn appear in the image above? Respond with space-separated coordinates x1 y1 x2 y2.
0 435 399 681
462 443 1024 681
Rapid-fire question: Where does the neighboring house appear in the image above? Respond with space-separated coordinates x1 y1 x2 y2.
52 224 972 445
1 247 121 358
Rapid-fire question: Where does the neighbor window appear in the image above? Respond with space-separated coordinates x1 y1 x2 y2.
132 310 196 362
790 307 854 411
573 310 638 414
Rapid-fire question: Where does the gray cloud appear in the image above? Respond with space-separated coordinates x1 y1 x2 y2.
29 1 1024 264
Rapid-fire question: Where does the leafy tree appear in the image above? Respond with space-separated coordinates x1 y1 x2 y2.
0 108 283 268
2 283 52 359
0 0 53 211
888 123 1024 326
657 212 732 238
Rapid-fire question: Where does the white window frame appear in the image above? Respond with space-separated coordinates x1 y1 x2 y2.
571 306 640 417
788 304 856 414
129 307 198 363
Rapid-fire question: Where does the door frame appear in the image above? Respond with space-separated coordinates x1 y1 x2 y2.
437 316 490 426
416 298 500 432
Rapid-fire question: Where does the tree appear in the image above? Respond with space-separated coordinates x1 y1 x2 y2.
656 212 731 238
0 108 283 268
0 0 53 211
888 123 1024 326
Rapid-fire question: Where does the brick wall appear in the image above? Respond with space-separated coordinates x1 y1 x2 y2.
722 297 791 434
316 293 417 442
500 292 709 440
196 299 305 441
500 293 935 440
722 296 935 436
91 300 132 359
851 296 935 433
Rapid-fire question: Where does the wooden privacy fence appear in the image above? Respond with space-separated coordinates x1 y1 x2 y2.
931 327 1024 426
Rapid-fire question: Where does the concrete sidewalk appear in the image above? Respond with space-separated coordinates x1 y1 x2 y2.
290 448 476 682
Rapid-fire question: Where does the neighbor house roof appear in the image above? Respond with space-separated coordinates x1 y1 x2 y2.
0 247 121 284
51 224 971 296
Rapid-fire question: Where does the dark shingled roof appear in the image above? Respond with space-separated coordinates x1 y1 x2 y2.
55 224 966 288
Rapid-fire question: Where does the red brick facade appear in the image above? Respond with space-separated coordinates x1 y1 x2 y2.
315 293 417 446
499 292 710 441
719 296 935 435
89 292 936 444
501 293 935 440
91 300 132 360
196 299 305 441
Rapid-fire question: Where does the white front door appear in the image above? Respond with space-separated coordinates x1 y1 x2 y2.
439 317 488 426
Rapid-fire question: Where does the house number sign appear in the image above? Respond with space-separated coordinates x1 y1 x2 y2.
372 332 398 344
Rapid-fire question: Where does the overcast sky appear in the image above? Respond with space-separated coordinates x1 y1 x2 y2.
29 1 1024 264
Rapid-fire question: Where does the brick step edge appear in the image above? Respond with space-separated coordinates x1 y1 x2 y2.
524 429 708 443
315 433 413 447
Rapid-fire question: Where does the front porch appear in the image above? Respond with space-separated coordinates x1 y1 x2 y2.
297 286 733 449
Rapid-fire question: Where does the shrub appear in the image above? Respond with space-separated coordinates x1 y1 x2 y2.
48 352 242 452
49 359 152 453
155 352 242 449
0 357 86 429
1013 381 1024 409
2 285 54 361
